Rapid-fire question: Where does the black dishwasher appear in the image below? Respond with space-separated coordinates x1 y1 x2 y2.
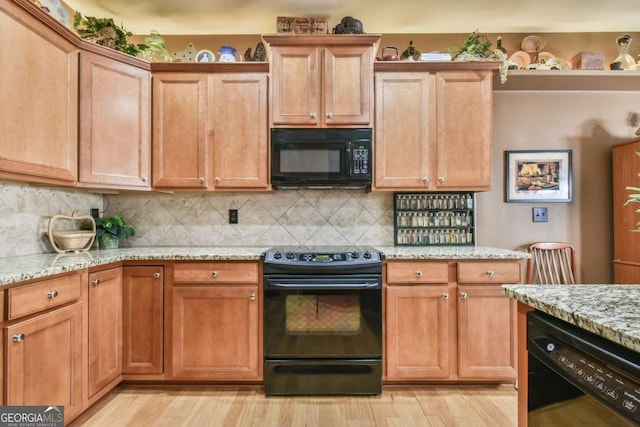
527 311 640 426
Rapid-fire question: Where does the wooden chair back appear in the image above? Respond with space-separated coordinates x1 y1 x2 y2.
526 242 577 284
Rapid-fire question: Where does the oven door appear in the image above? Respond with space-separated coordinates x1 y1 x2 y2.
263 275 382 359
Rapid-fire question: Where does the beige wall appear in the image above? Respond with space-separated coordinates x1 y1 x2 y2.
478 90 640 283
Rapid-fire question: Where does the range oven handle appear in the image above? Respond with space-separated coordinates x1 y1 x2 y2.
264 280 381 291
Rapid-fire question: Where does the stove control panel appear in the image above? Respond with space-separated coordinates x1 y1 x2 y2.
263 249 382 265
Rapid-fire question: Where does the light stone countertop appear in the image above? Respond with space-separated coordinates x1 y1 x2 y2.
0 246 528 287
503 284 640 353
377 246 529 260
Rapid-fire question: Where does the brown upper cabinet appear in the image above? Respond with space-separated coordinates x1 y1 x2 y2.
373 63 496 191
0 0 78 185
263 34 380 127
78 52 152 190
152 67 269 190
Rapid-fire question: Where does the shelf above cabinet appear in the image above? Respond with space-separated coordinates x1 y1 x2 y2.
494 69 640 91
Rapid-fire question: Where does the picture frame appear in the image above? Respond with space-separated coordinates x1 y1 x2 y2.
504 150 573 202
195 49 215 63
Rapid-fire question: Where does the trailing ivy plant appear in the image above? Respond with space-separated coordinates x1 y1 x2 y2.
448 29 510 84
73 12 147 56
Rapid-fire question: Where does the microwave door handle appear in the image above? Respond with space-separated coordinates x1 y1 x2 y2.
345 141 353 176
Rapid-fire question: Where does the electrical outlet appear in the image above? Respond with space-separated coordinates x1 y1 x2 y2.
532 207 548 222
229 209 238 224
90 208 100 218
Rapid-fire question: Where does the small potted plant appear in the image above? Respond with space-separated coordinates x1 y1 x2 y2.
88 214 135 249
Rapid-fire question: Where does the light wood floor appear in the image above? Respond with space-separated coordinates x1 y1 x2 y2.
70 384 517 427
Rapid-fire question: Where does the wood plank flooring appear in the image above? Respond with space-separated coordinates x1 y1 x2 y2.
70 385 517 427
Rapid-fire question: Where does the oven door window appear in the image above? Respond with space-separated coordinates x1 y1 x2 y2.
279 148 341 174
286 295 360 334
264 288 381 359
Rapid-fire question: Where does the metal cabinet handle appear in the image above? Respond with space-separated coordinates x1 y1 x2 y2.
460 292 468 299
487 270 495 277
91 279 100 286
47 290 58 298
199 177 205 184
211 271 218 278
215 177 221 184
250 293 256 301
416 270 423 277
438 176 445 183
422 177 429 184
153 272 161 279
12 333 25 342
310 112 316 119
326 112 332 119
142 177 148 183
443 293 449 300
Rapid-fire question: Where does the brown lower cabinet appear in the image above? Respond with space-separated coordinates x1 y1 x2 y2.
4 271 85 422
87 267 122 399
122 266 164 375
385 260 521 382
169 262 261 381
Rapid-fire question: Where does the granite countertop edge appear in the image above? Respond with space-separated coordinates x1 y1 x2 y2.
503 284 640 353
0 246 528 287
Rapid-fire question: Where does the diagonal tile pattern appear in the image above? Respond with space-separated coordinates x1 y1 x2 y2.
0 180 395 259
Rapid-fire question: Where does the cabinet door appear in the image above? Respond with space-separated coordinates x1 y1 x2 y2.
88 267 122 397
270 46 319 125
435 71 493 190
78 52 151 189
323 45 372 126
152 73 208 188
123 266 164 374
209 73 269 189
6 303 83 420
171 286 260 380
613 140 640 268
385 285 451 380
0 1 77 184
374 72 435 189
457 285 517 380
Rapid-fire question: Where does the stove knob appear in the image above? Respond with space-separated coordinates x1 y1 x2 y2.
286 252 295 260
363 251 372 259
351 252 360 259
273 252 282 260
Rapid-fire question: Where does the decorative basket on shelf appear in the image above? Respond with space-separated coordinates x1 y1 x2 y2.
47 210 96 254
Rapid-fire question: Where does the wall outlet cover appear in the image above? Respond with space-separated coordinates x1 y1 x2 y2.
229 209 238 224
532 207 548 222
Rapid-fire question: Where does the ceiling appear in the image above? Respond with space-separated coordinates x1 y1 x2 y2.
62 0 639 36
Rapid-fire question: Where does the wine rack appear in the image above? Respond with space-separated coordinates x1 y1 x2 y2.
394 192 476 246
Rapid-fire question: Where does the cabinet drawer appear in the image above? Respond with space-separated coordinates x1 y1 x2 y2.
173 262 259 285
386 261 449 284
457 261 521 284
8 272 83 320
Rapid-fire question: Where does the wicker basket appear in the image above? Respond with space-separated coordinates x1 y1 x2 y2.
276 17 328 34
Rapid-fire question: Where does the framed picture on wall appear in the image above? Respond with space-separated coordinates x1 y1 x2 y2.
504 150 573 202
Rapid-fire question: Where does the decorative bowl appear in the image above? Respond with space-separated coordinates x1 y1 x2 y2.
51 231 96 252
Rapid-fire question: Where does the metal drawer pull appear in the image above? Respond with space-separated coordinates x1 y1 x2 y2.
12 333 25 342
422 177 429 184
460 292 468 299
215 177 221 184
326 112 332 119
416 270 423 277
211 271 218 278
487 270 495 277
250 293 256 301
199 177 205 184
91 279 100 286
47 290 58 298
153 272 161 279
443 293 449 300
310 112 316 119
438 176 445 183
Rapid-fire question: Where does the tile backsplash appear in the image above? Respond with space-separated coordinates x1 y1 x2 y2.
0 181 395 258
0 181 103 258
104 189 395 248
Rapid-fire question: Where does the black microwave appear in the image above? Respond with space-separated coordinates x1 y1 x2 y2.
271 128 372 189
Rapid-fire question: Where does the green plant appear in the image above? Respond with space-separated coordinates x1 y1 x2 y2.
83 214 135 240
73 12 147 56
448 29 510 84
